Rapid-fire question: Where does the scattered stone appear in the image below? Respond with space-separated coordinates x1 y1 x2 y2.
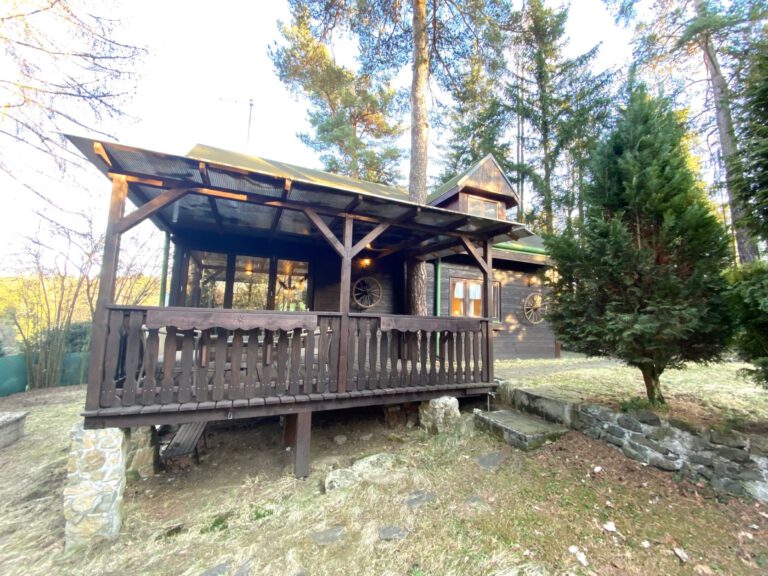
405 490 436 509
693 565 715 575
640 540 651 549
419 396 461 434
673 547 689 563
689 452 715 467
379 525 407 541
351 452 402 485
567 545 588 567
631 409 662 426
333 434 347 446
360 433 373 441
593 466 602 474
324 468 358 492
475 451 506 470
311 527 346 546
602 521 616 533
200 562 230 576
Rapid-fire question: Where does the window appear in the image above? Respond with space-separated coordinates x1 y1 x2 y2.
186 252 309 310
467 195 501 219
450 278 501 321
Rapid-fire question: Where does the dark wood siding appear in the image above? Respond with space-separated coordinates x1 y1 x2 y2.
436 260 556 359
313 251 404 314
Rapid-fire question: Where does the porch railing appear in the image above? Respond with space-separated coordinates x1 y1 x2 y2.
93 305 491 408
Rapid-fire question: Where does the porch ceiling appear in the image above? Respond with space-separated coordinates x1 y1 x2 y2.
67 135 533 259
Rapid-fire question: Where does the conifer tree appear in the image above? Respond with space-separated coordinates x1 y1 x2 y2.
733 31 768 241
545 85 732 404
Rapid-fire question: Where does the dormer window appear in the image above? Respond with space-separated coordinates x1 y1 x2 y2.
467 195 502 219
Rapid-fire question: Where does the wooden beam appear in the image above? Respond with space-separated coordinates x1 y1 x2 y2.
460 236 491 275
269 179 293 237
483 239 494 382
293 412 312 478
223 253 236 309
304 208 346 257
198 161 211 186
115 188 189 234
350 223 390 258
93 142 113 169
337 216 353 394
86 174 128 410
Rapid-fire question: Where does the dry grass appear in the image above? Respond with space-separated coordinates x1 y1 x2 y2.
496 357 768 433
0 374 767 575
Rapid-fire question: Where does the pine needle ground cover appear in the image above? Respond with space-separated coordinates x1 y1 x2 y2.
1 378 767 575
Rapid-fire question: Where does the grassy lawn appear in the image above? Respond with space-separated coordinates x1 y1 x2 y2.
496 357 768 434
0 367 766 575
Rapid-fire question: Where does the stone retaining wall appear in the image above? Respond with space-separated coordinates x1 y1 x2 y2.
507 388 768 502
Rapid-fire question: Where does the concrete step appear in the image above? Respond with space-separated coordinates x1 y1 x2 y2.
475 409 569 451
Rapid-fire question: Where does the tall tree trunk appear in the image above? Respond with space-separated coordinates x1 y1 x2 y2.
694 0 758 263
640 365 665 405
408 0 429 315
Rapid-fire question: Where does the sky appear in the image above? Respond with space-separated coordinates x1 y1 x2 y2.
1 0 633 272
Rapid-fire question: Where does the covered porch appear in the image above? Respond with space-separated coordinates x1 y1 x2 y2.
70 136 531 475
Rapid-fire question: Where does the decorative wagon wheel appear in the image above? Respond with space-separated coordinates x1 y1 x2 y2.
522 292 548 324
352 276 382 309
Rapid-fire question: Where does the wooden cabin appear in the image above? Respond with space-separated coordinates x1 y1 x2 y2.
70 136 554 477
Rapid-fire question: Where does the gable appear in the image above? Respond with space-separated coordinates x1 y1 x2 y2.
429 155 519 207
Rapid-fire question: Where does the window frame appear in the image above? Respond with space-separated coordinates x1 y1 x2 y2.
466 194 502 220
449 277 501 321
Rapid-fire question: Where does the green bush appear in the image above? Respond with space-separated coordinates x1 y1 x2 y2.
727 262 768 387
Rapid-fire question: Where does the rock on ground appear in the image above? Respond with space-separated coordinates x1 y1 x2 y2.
419 396 461 434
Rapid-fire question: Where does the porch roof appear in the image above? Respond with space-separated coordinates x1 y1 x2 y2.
67 135 532 259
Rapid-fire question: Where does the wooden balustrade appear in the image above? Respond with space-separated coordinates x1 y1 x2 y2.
94 305 490 408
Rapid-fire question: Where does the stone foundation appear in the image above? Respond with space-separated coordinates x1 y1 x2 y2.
419 396 461 434
507 388 768 502
0 411 27 450
63 425 128 549
126 426 158 480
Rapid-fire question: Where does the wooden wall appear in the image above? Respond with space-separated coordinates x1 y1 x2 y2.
312 250 404 314
427 259 556 359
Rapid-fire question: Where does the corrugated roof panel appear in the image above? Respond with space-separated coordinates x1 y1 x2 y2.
207 168 283 198
288 186 353 210
278 208 312 236
107 145 203 184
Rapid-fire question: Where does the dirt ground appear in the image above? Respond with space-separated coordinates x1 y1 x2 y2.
1 371 768 575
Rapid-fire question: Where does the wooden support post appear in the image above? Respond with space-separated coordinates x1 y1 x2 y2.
86 175 128 410
337 216 353 394
483 239 494 383
223 253 236 309
284 412 312 478
267 256 278 310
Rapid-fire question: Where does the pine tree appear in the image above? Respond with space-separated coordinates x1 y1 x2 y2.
508 0 613 233
271 6 404 184
440 50 513 182
733 31 768 241
545 84 732 404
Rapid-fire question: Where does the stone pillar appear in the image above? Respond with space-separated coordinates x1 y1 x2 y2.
63 424 127 549
125 426 158 480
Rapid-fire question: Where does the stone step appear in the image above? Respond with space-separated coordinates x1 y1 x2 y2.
475 409 569 451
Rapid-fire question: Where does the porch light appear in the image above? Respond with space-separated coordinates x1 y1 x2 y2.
360 257 372 269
